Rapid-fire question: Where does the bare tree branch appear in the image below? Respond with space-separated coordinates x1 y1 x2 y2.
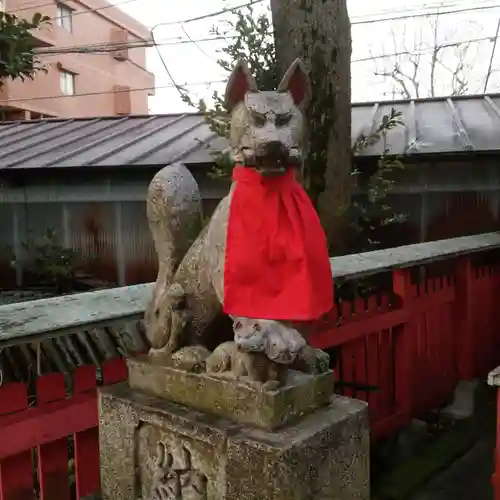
368 2 484 98
429 15 440 97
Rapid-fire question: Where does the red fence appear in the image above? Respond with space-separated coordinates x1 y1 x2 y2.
0 255 499 498
0 358 127 500
308 257 500 439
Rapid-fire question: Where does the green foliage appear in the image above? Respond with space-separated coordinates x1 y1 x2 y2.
348 108 407 254
0 12 50 85
210 148 234 180
180 5 277 179
215 7 278 90
181 6 406 258
9 229 78 292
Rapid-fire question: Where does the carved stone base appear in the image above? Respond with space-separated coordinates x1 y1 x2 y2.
127 355 334 430
99 384 370 500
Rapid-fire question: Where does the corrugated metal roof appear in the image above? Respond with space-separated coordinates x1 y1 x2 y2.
1 93 500 169
352 94 500 157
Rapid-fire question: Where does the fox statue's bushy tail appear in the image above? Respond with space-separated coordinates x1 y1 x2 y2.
144 161 230 353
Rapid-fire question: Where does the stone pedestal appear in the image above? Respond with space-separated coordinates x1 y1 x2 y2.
99 357 370 500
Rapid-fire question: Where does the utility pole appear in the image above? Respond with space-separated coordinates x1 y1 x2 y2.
270 0 352 255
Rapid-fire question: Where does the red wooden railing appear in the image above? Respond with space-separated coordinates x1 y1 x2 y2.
486 276 500 500
492 381 500 500
0 358 127 500
0 250 499 498
308 258 500 439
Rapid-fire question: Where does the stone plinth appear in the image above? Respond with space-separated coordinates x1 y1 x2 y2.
127 355 334 430
99 382 370 500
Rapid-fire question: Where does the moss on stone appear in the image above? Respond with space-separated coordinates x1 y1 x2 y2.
127 356 334 430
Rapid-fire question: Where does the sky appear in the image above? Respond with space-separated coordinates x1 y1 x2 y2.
114 0 500 114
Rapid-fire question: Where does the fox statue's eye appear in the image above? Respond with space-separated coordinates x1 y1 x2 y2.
254 323 261 332
276 114 292 127
251 112 266 127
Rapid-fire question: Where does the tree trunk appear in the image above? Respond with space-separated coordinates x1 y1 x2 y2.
271 0 352 256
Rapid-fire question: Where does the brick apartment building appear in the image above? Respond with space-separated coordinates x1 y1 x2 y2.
0 0 154 119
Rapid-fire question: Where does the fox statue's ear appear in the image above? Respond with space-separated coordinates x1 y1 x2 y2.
225 60 258 112
277 58 311 109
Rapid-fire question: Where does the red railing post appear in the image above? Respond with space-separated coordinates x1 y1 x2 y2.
392 268 415 419
494 386 500 500
488 368 500 500
0 383 35 500
36 373 71 500
73 365 100 499
455 257 475 379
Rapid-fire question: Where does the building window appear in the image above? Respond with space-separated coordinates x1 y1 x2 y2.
56 3 73 32
0 0 5 11
60 70 76 95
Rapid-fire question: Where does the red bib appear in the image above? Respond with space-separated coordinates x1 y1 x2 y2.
223 166 334 320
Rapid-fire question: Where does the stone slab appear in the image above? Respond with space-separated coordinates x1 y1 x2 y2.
127 355 334 430
99 383 370 500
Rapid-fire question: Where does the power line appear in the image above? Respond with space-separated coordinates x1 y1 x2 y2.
35 32 499 60
484 18 500 92
33 36 184 55
5 0 500 104
150 29 184 99
352 35 499 63
28 0 500 57
11 0 266 57
351 2 500 25
151 0 500 28
10 0 489 19
34 39 154 55
33 36 219 60
147 2 271 99
10 0 265 25
181 25 217 62
151 0 264 29
33 33 212 56
149 0 500 91
163 0 500 28
348 0 495 20
3 32 498 105
0 81 225 105
11 0 500 37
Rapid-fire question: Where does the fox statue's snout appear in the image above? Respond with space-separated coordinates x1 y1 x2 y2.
225 59 311 175
254 140 288 163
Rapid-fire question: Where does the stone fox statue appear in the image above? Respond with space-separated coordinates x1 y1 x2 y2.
144 58 328 362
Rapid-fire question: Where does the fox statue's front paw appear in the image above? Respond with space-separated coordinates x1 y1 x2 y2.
149 344 173 358
292 345 331 375
313 348 331 374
